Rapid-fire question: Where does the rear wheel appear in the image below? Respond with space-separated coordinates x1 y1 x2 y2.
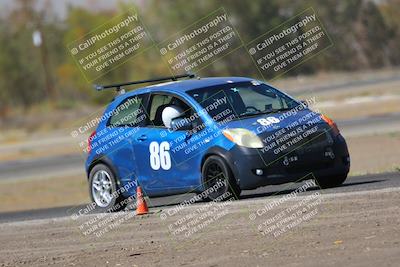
315 174 347 189
202 156 241 201
89 164 127 212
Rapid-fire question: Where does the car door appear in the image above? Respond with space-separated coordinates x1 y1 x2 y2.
132 92 204 196
104 93 149 196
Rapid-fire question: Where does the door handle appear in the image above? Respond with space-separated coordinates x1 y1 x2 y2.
136 135 147 141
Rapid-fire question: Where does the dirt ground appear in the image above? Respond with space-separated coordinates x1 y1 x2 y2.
346 133 400 175
0 188 399 266
0 132 398 213
0 175 88 212
278 68 400 121
318 96 400 121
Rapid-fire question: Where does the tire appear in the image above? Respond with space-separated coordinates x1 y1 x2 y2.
315 174 347 189
201 155 241 201
88 163 127 212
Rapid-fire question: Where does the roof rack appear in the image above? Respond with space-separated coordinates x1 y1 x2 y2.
93 73 196 94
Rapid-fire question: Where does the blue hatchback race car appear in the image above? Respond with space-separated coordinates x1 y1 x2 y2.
85 75 350 211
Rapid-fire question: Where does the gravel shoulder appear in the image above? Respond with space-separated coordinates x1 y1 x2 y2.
0 188 399 267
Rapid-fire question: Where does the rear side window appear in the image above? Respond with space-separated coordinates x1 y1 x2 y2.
108 94 148 127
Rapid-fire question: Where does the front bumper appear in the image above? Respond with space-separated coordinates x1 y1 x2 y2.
225 133 350 190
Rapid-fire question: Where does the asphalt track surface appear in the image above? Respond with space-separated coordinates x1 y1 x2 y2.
0 153 84 181
2 72 400 182
1 112 399 181
1 75 399 223
0 172 398 223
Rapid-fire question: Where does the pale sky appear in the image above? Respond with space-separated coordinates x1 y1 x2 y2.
0 0 145 19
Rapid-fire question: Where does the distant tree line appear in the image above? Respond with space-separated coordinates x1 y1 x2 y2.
0 0 399 111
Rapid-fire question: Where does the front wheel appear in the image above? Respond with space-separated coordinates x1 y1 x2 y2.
315 174 347 189
202 156 241 201
89 164 127 212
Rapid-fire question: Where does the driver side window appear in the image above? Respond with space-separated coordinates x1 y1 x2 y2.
147 93 193 128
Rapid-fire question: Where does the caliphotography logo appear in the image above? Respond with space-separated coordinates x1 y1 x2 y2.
1 1 400 267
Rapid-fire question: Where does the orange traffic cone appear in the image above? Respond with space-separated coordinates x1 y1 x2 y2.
135 186 148 215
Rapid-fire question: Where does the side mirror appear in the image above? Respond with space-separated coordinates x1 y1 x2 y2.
170 117 192 131
300 100 309 108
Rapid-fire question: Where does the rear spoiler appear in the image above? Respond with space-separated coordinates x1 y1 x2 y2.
93 73 196 94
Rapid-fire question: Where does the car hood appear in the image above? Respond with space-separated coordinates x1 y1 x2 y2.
219 109 324 134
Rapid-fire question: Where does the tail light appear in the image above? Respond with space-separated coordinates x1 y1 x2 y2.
87 131 96 153
321 114 339 136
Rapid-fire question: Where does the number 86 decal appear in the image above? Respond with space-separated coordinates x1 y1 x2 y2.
149 141 171 170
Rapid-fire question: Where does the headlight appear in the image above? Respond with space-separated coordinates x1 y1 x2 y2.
222 128 264 148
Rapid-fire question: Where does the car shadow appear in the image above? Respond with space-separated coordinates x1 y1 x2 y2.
0 179 388 222
239 179 385 200
148 179 386 209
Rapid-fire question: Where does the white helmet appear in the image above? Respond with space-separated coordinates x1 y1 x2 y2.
162 105 183 128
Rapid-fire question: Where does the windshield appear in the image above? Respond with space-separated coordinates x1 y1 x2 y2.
188 81 300 121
